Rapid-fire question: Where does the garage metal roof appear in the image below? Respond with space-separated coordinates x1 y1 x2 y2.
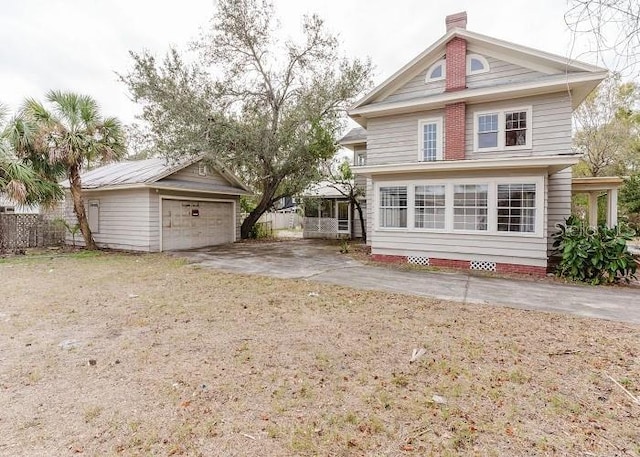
62 156 251 193
70 158 187 188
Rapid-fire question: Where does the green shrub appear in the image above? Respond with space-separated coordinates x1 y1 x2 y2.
552 216 637 285
249 221 272 239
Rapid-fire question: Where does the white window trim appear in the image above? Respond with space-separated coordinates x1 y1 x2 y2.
466 54 490 75
373 176 544 238
417 117 444 162
473 106 533 153
425 59 446 82
355 151 366 166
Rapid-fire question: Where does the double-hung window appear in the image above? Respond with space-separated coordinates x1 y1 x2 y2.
453 184 488 231
415 185 446 229
497 184 536 233
474 107 532 151
379 186 407 228
418 118 443 161
477 113 499 149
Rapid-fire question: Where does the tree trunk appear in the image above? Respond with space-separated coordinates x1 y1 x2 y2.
240 183 277 239
69 166 98 250
353 197 366 244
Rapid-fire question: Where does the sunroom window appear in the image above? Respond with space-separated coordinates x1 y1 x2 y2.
379 186 407 228
497 184 536 233
415 185 446 229
453 184 488 231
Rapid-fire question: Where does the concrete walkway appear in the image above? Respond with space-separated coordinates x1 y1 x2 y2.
173 240 640 324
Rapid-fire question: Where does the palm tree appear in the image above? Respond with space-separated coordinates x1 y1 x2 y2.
0 103 62 207
11 91 125 250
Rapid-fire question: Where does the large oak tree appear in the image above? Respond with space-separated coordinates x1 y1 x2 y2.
122 0 372 238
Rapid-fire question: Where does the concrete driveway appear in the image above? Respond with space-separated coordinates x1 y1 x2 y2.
173 240 640 324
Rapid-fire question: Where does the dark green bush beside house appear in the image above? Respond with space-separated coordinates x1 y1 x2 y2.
552 216 637 285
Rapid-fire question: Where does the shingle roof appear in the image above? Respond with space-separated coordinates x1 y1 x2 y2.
339 127 367 145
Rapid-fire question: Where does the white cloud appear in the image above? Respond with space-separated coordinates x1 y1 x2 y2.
0 0 610 125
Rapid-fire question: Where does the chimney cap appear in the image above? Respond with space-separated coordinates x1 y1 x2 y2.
446 11 467 31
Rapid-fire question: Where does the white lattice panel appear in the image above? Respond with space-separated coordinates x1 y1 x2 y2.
470 260 496 272
408 256 430 266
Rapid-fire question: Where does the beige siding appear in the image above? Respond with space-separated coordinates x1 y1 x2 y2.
371 232 547 266
466 56 545 89
365 93 571 166
148 190 160 251
368 171 550 267
166 162 230 186
384 69 445 103
547 168 572 254
381 55 546 104
367 110 445 165
64 188 152 251
465 93 573 159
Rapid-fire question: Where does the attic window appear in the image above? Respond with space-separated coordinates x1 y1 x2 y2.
425 59 446 82
198 163 208 176
467 54 489 75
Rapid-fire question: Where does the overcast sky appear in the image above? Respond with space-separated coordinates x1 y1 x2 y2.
0 0 611 125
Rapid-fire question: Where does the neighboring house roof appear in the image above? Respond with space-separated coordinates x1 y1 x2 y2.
339 127 367 146
61 156 251 194
302 180 352 199
349 27 607 126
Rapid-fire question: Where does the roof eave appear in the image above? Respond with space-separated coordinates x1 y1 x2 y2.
353 155 580 176
348 71 608 119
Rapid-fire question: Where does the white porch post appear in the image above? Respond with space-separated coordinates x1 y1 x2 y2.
588 192 599 227
607 188 618 227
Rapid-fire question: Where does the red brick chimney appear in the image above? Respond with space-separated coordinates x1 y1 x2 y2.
444 12 468 160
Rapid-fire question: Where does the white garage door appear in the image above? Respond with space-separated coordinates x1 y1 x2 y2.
162 199 234 250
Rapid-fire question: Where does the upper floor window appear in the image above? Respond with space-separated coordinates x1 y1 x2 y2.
425 59 446 82
198 163 208 176
466 54 490 75
473 107 532 152
355 151 366 166
418 118 443 161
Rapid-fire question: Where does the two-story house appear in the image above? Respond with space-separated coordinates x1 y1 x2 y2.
341 12 607 275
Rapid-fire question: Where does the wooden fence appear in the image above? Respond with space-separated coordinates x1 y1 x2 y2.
0 214 65 251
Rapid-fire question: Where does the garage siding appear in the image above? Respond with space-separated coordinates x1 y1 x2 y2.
64 188 153 251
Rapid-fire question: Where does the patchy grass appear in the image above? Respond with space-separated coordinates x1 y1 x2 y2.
0 253 639 456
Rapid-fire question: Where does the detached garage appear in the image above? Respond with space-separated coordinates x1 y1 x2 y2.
62 157 250 252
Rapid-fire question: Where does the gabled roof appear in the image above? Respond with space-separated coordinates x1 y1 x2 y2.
62 156 251 194
349 27 607 123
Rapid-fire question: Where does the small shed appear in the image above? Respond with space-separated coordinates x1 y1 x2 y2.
62 157 251 251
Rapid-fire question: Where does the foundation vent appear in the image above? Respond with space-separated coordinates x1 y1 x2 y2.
470 260 496 272
408 256 430 266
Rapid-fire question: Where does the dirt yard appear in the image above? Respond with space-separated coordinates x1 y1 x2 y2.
1 252 639 456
